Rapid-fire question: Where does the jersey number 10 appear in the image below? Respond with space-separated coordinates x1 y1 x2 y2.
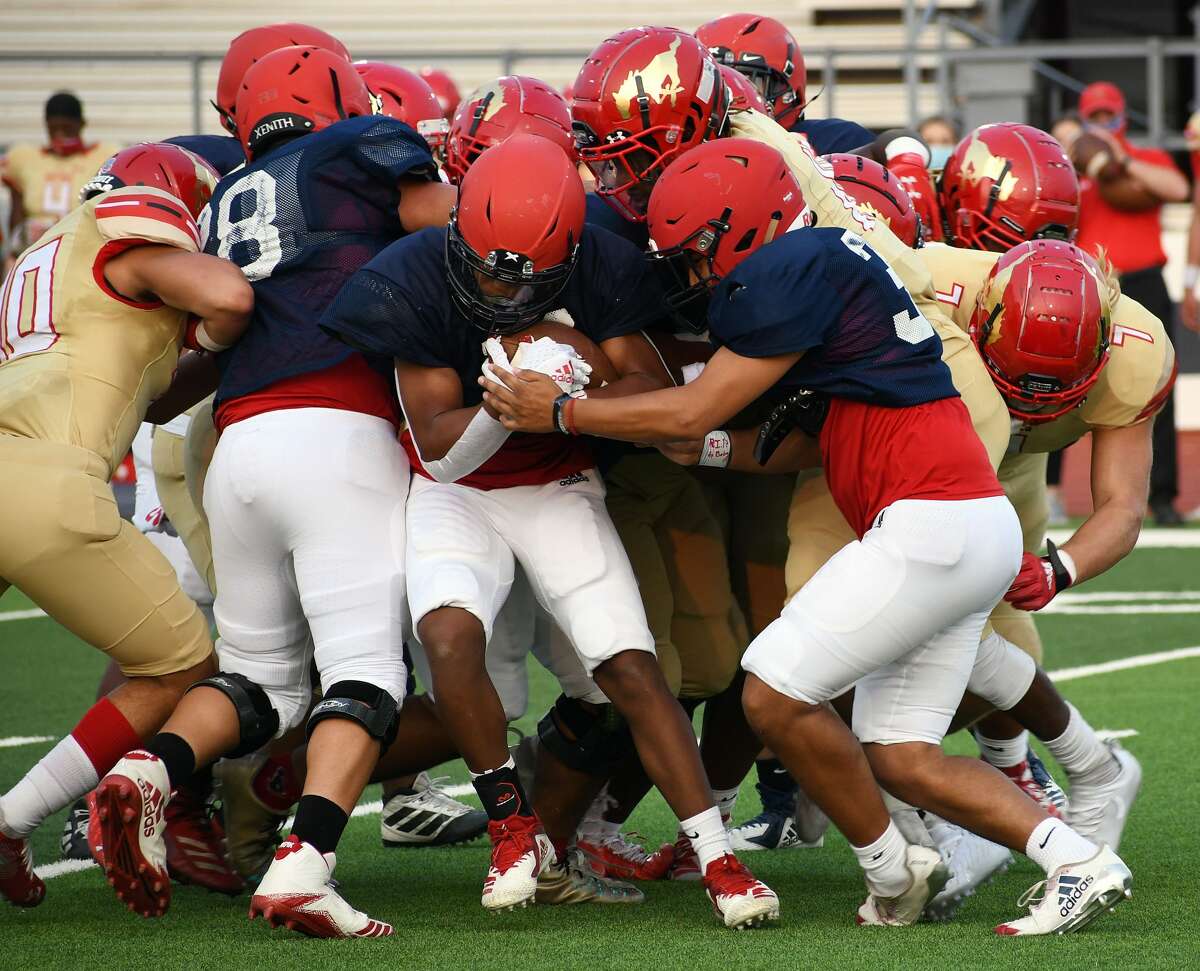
0 237 61 362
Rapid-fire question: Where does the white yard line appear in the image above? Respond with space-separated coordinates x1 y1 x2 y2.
1046 528 1200 548
1055 591 1200 603
1096 729 1139 741
1042 604 1200 615
1047 645 1200 682
0 608 47 623
0 735 55 749
29 643 1199 884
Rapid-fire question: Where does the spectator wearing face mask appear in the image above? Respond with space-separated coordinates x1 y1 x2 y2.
1072 81 1190 526
917 114 959 170
1 92 118 264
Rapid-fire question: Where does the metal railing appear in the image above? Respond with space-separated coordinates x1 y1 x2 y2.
0 32 1196 146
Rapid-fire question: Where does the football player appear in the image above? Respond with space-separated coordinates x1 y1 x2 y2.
0 143 251 907
483 137 1133 937
89 46 449 938
695 13 874 154
355 62 451 162
1 92 118 266
320 134 778 928
420 66 463 121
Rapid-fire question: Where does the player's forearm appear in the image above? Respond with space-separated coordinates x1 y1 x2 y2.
1059 497 1144 584
1125 158 1189 203
586 370 667 400
572 384 724 443
145 351 220 424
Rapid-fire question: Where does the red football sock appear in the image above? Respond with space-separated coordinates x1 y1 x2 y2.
70 697 142 776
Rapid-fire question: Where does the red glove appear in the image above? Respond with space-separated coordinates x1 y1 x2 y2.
886 152 943 244
1004 540 1075 611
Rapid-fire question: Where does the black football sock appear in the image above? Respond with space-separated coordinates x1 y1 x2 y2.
143 733 197 791
755 756 798 795
471 757 533 821
291 794 349 855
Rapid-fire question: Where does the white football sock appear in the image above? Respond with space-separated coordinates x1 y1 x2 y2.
0 735 98 838
1025 818 1098 874
852 819 911 898
1043 704 1120 785
679 806 731 871
468 755 515 780
976 728 1029 769
712 786 739 822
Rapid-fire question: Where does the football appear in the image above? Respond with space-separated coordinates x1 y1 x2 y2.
498 319 619 387
1070 129 1124 181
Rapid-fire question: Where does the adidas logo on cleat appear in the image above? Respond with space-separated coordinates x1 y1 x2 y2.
1057 873 1094 918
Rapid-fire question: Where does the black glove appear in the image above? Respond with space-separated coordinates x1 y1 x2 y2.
753 390 830 466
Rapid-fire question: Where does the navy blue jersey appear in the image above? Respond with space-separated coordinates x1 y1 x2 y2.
585 193 649 249
791 117 874 155
202 115 435 407
164 134 245 177
708 227 956 406
321 223 662 406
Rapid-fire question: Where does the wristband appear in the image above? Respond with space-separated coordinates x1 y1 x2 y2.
563 397 580 435
552 393 572 435
1185 265 1200 291
1046 539 1077 590
194 321 232 353
698 430 731 468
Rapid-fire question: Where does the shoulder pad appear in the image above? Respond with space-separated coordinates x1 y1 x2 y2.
93 185 200 253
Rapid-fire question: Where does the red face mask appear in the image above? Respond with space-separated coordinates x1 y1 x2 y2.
48 134 86 156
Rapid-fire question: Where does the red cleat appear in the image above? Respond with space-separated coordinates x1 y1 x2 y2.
703 853 780 929
164 782 244 896
0 811 45 908
90 751 172 918
577 833 674 881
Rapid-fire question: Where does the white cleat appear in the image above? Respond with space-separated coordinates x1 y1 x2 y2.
90 751 172 917
702 853 780 929
1065 742 1142 852
856 845 949 927
380 773 488 847
923 816 1013 921
995 846 1132 936
481 814 554 912
249 835 392 938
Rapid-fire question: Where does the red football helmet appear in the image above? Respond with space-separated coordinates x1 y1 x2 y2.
824 153 920 248
420 66 462 121
81 142 219 219
647 138 811 331
354 62 450 156
696 13 806 127
572 26 729 222
236 46 373 160
720 64 768 115
969 239 1111 423
446 134 586 334
444 75 576 185
940 122 1080 252
215 23 350 135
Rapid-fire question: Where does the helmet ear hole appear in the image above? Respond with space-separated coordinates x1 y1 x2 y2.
733 228 758 252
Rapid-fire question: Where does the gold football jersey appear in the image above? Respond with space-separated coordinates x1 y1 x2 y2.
0 185 201 477
921 242 1177 454
2 141 118 227
730 112 1010 466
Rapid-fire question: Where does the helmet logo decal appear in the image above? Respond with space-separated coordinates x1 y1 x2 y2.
613 36 685 121
961 133 1020 201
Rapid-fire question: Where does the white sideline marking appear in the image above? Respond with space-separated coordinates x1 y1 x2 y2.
1055 591 1200 602
29 644 1199 884
1046 528 1200 549
1047 645 1200 682
0 608 47 623
1096 729 1139 741
0 735 55 748
1043 604 1200 615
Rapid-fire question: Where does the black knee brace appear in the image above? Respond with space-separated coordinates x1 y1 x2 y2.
307 680 400 749
189 673 279 758
537 694 632 776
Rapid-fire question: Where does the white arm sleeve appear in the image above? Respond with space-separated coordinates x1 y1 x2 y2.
409 406 512 484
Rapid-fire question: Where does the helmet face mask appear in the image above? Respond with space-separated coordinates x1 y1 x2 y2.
696 14 806 127
576 131 671 221
648 213 731 333
445 214 578 335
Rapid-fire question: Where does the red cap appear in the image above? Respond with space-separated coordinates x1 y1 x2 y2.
1079 81 1125 119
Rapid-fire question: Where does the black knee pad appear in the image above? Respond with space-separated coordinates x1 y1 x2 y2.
537 694 632 776
307 680 400 749
189 673 279 758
